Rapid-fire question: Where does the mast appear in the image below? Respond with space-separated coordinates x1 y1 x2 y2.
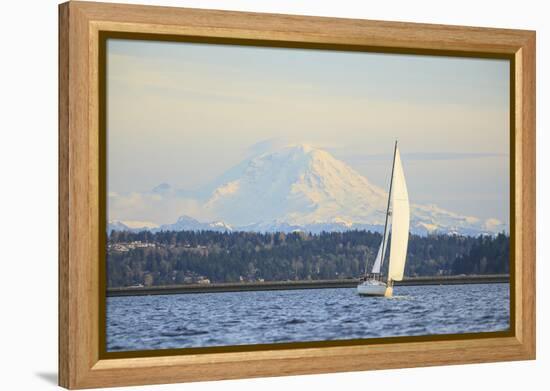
379 140 398 273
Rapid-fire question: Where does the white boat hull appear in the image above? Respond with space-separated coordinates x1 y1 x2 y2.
357 280 388 296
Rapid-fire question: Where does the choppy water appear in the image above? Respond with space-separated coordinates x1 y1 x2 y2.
106 283 509 352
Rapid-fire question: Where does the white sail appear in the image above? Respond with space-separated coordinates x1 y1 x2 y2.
371 222 390 274
387 147 410 282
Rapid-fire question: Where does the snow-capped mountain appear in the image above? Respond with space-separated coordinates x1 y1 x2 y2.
108 216 232 233
109 144 506 235
157 215 233 232
200 144 505 235
107 220 159 233
204 144 388 228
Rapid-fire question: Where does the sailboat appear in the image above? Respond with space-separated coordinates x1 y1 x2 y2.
357 141 410 297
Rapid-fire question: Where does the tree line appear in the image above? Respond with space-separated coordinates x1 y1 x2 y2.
106 230 509 288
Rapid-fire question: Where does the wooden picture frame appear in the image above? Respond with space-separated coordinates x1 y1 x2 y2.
59 1 536 389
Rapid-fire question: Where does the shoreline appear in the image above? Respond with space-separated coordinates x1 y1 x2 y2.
107 274 509 297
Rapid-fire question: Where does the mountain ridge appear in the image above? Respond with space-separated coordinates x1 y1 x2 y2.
108 144 506 236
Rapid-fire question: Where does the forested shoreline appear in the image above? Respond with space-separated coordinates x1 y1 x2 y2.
106 230 509 288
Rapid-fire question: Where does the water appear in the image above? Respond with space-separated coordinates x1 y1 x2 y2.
106 283 510 352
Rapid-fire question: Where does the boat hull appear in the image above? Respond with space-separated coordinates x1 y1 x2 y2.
357 281 387 296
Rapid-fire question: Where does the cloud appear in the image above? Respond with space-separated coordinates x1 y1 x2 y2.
108 191 213 225
404 152 507 161
338 151 507 163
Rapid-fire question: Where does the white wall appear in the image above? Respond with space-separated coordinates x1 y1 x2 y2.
0 0 546 390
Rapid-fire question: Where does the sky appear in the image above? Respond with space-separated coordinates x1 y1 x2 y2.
107 38 510 225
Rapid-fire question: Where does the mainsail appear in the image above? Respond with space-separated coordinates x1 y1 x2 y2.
387 147 410 281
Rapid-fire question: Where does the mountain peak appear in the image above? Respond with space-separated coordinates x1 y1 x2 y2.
286 143 315 153
204 144 387 227
159 216 232 232
175 215 200 224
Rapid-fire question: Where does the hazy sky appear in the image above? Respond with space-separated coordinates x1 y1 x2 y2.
107 39 510 224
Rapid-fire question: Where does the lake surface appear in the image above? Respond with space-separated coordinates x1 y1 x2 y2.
106 283 509 352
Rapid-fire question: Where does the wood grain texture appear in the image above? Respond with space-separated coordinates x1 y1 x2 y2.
518 34 536 356
58 1 536 388
75 1 531 54
58 3 70 387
